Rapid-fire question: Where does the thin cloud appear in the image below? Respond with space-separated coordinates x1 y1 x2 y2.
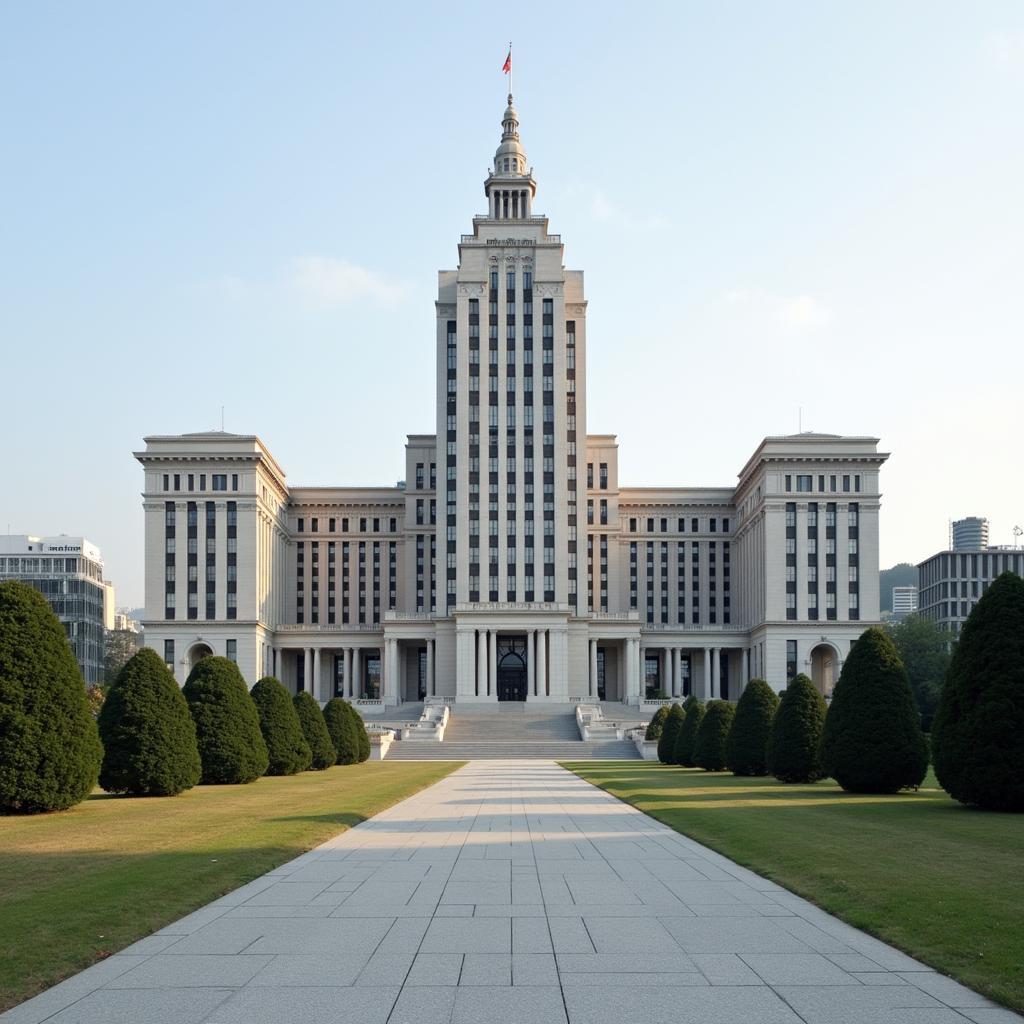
208 258 408 310
285 257 407 307
985 29 1024 73
724 288 834 330
566 184 668 230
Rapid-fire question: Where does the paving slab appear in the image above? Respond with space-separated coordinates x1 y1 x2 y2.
3 760 1018 1024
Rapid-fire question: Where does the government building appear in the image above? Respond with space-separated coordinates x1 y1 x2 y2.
136 95 888 708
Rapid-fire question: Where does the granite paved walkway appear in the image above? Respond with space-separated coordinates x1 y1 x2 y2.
4 761 1019 1024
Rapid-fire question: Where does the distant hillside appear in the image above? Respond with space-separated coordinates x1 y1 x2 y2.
880 563 918 611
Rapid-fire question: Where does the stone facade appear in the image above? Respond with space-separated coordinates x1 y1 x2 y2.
136 95 889 706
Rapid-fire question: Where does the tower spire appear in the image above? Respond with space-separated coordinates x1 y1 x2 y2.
484 91 535 220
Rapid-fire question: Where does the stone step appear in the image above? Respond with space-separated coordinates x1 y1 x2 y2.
385 740 639 760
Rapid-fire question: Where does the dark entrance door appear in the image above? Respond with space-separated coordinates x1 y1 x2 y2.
497 667 527 701
496 636 528 701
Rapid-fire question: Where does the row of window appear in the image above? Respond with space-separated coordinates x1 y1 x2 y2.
296 516 398 534
161 472 238 493
785 473 862 494
585 462 609 490
628 516 730 534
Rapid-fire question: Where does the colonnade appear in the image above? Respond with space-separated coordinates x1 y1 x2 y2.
587 641 755 702
467 628 551 698
490 188 531 219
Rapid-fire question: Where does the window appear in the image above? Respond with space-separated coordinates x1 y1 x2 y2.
226 639 237 663
599 463 608 489
796 474 812 492
212 474 227 491
786 640 798 680
163 639 174 671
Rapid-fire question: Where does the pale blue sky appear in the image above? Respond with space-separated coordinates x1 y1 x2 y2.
2 2 1022 607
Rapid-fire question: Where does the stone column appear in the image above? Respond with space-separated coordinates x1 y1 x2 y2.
302 648 312 694
712 647 721 700
426 639 435 697
702 647 711 700
527 630 536 697
536 630 547 698
669 648 676 697
312 648 321 702
661 648 669 697
343 648 352 698
488 630 497 698
742 647 750 689
352 647 360 699
589 639 598 699
477 629 487 698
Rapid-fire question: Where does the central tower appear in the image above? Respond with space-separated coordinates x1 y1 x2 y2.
434 95 588 699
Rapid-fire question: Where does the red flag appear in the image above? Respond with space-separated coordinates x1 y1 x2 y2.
502 50 511 74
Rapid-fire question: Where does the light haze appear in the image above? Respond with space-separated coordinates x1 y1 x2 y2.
2 1 1022 607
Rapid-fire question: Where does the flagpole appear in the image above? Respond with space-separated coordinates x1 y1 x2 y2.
509 40 512 97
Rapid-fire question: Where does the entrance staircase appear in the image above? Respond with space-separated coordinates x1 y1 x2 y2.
382 704 641 760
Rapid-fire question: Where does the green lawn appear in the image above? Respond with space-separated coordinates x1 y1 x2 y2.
565 762 1024 1012
0 761 463 1012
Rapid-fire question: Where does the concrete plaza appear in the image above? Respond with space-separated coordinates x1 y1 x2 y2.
3 761 1017 1024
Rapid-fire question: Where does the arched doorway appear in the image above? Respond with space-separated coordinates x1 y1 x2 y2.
496 637 527 701
187 642 214 674
809 643 839 698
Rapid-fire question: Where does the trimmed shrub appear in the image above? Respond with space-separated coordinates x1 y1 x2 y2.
293 691 336 770
354 708 371 763
657 704 684 764
98 648 201 796
822 628 928 794
645 704 670 741
183 657 268 784
932 572 1024 811
324 698 360 765
767 675 826 783
0 581 103 813
726 679 779 776
693 700 735 771
251 676 311 776
674 698 705 767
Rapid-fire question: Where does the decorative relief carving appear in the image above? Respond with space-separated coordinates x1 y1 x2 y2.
566 303 586 315
457 283 486 296
436 304 456 316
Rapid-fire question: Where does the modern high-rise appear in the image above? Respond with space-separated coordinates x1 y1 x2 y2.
136 95 889 706
952 517 989 551
0 535 107 684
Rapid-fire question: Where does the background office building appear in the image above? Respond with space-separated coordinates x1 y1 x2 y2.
0 535 107 684
890 585 919 621
137 95 888 707
918 546 1024 635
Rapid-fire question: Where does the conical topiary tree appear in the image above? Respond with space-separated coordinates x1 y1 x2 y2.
726 679 779 776
354 706 371 763
183 657 269 784
645 704 670 741
657 703 684 764
822 628 928 794
98 647 201 796
0 581 103 813
674 698 705 767
693 700 735 771
293 691 336 770
932 572 1024 811
251 676 312 776
323 698 360 765
767 674 826 783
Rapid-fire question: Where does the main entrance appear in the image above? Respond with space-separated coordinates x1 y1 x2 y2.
496 636 528 701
